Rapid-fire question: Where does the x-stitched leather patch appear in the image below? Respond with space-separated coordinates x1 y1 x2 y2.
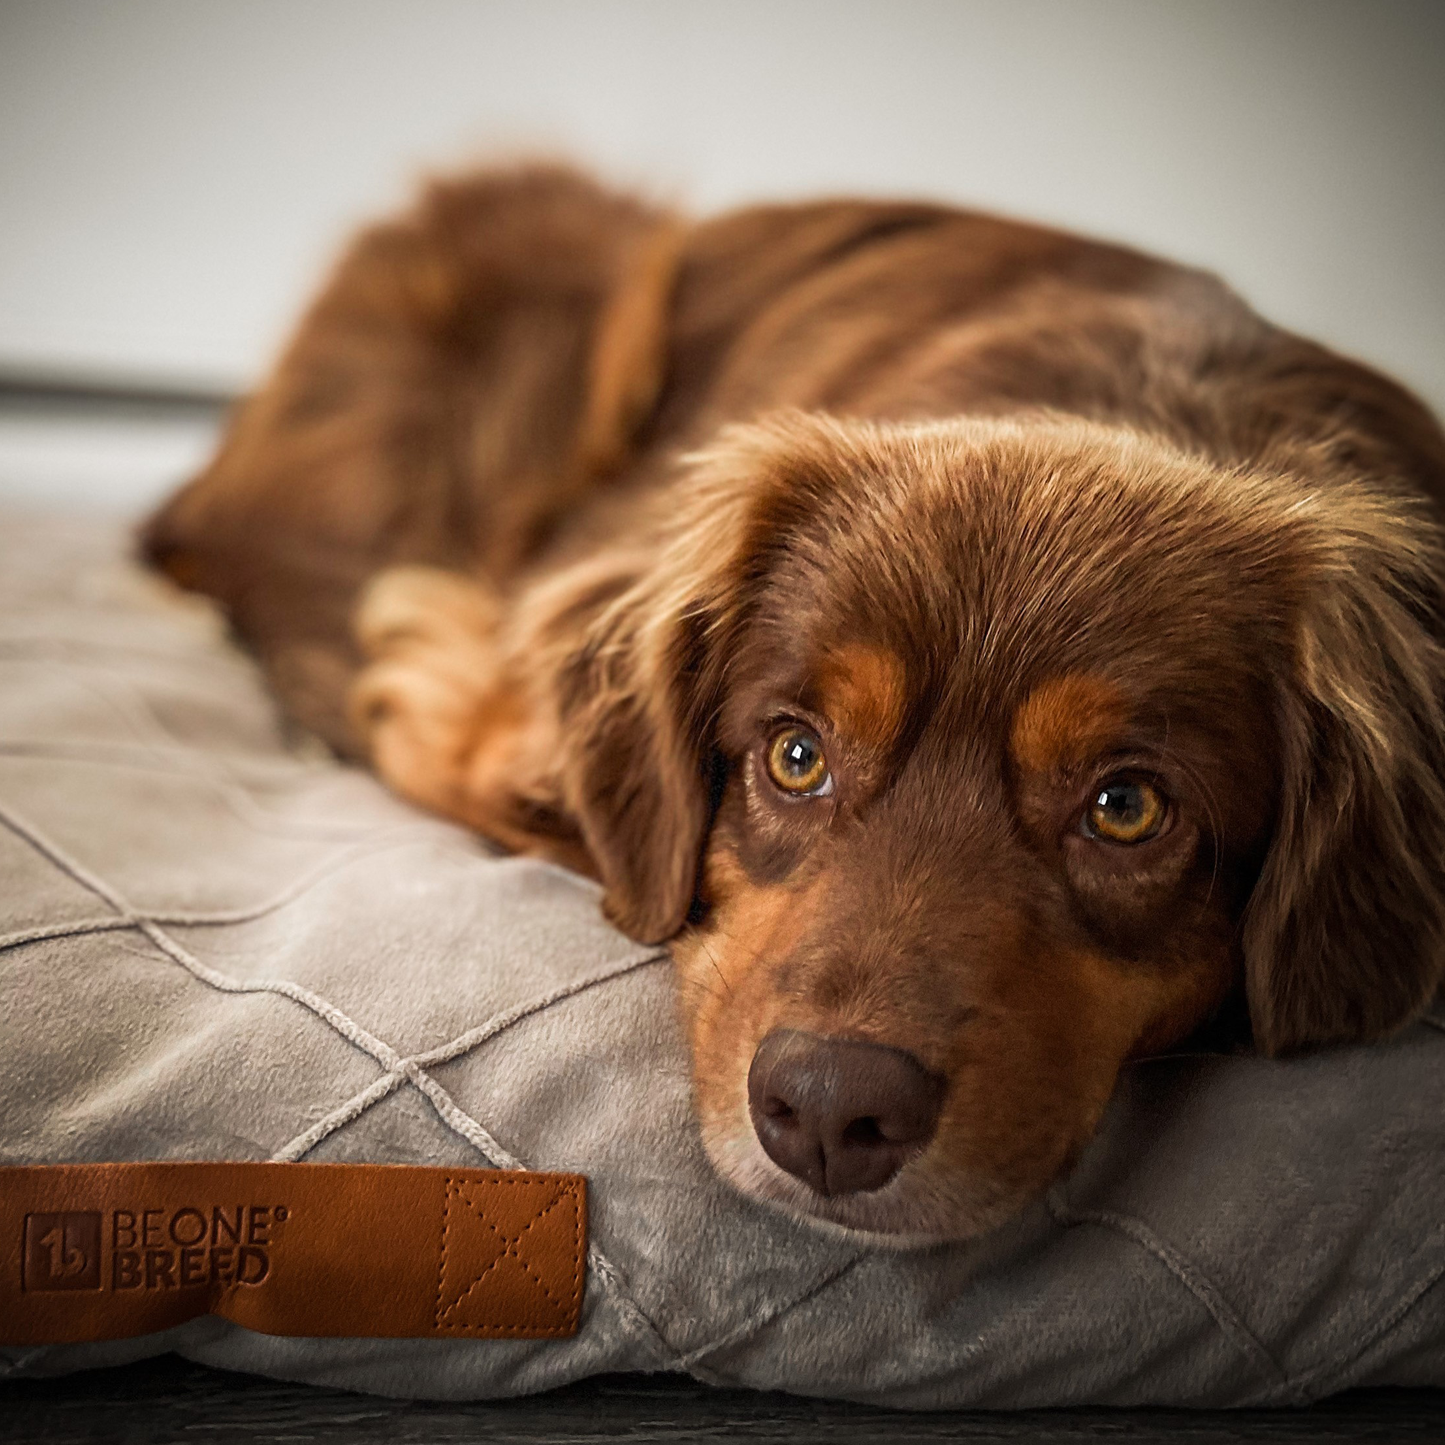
0 1162 586 1345
436 1174 585 1337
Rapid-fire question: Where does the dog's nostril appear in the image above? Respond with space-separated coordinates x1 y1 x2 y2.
841 1115 884 1147
747 1029 945 1198
760 1097 795 1121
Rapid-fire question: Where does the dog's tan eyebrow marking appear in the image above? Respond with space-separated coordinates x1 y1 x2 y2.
1010 674 1130 774
813 643 909 752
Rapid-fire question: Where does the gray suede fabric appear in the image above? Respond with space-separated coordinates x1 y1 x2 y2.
2 507 1443 1407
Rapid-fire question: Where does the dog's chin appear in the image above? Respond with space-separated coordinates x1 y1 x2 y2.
699 1112 1032 1248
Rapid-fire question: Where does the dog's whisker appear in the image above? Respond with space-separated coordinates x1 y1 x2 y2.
698 936 735 1001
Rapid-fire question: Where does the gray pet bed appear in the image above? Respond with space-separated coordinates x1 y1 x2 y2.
2 508 1444 1408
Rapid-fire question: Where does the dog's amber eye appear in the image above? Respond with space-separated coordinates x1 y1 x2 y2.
765 727 832 796
1085 779 1166 843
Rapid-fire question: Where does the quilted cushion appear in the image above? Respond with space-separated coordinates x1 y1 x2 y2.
2 507 1444 1407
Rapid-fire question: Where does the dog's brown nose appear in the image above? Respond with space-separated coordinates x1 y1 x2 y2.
747 1029 944 1197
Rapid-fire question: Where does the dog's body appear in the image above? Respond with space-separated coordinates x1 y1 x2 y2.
147 166 1445 1240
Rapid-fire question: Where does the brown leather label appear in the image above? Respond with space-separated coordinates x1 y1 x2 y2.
0 1162 586 1345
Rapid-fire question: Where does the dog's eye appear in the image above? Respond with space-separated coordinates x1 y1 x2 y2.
765 727 832 796
1084 779 1167 844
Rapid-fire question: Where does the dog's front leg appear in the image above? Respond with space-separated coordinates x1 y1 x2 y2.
350 567 595 876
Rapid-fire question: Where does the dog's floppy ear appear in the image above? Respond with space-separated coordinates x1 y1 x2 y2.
553 416 833 943
554 577 719 944
1242 490 1445 1054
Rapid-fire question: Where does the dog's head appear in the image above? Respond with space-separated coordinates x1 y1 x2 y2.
557 411 1445 1241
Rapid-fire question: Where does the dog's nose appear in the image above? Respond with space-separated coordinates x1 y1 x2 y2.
747 1029 944 1197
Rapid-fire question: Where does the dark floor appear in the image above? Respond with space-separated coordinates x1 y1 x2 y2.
2 1358 1444 1445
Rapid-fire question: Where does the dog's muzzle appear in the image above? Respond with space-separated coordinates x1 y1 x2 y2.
747 1029 945 1196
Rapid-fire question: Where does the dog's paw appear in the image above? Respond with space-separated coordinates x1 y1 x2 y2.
354 565 500 657
350 567 503 817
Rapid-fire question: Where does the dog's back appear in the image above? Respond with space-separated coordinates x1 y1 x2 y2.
144 164 1445 751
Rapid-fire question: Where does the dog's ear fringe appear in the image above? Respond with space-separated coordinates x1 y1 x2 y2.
552 414 856 942
1243 488 1445 1054
554 578 719 943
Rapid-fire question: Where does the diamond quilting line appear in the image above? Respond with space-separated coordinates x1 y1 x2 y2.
436 1176 585 1336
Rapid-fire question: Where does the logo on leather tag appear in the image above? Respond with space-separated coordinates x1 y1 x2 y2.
22 1204 286 1294
22 1212 101 1292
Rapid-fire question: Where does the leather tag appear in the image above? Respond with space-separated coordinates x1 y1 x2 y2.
0 1162 586 1344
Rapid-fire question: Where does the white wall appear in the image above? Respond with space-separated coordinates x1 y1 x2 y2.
1 0 1442 414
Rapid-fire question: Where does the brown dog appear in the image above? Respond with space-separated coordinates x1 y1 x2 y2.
145 164 1445 1242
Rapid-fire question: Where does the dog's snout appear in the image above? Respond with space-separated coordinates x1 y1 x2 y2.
747 1029 944 1197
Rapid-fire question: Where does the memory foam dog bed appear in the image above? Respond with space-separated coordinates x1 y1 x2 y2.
2 506 1444 1408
